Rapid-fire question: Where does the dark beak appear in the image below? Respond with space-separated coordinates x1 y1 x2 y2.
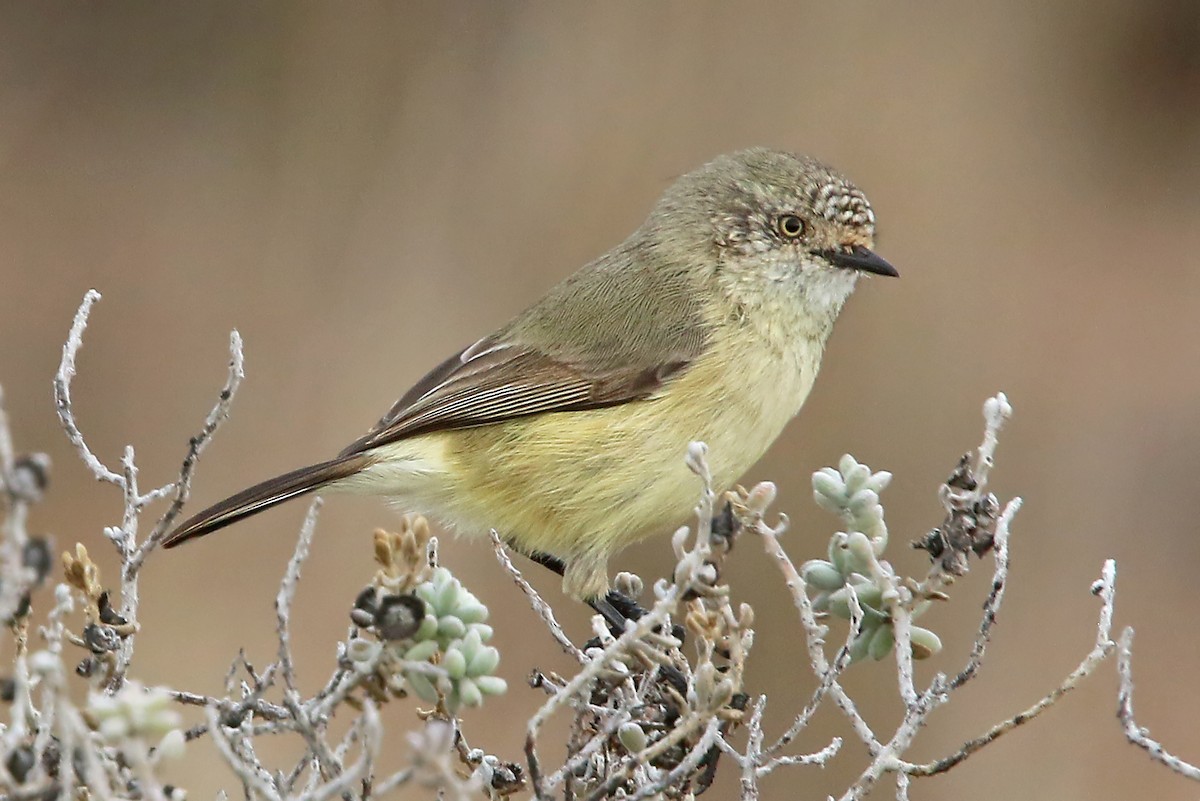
816 245 899 277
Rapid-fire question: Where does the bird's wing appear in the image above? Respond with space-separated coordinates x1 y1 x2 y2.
338 335 695 456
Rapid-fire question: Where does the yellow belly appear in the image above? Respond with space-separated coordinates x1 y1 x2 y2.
347 306 827 599
363 324 817 594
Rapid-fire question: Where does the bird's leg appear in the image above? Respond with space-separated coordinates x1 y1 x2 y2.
525 550 687 695
526 549 679 640
526 551 643 634
526 549 567 577
710 499 739 547
602 590 650 625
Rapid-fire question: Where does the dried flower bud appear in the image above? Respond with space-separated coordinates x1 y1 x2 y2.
5 744 35 783
613 572 644 599
351 586 379 628
374 594 425 641
83 623 120 654
7 592 31 622
742 481 778 515
22 537 53 584
97 592 128 627
8 453 51 502
346 637 381 665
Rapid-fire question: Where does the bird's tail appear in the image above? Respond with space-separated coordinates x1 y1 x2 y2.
162 453 373 548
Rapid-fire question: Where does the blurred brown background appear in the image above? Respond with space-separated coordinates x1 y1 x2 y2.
2 2 1199 798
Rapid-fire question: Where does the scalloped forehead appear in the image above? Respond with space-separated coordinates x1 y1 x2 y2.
695 148 876 232
811 172 875 228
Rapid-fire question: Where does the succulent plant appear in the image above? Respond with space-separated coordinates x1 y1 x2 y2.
806 454 944 663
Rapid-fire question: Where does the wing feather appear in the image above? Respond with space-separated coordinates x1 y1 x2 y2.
340 241 711 456
338 339 693 456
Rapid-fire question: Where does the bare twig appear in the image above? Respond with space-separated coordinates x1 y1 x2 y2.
15 311 1159 801
276 499 322 694
900 558 1117 778
491 531 584 663
1117 627 1200 781
758 521 878 754
54 290 121 486
949 497 1017 690
0 384 14 478
137 329 244 565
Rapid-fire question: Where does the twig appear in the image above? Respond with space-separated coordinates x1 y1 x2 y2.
758 520 878 753
525 587 681 798
169 690 290 724
53 290 121 485
949 497 1018 690
0 384 14 478
491 532 584 663
276 499 322 694
838 682 945 801
627 718 724 801
20 338 1152 801
0 385 38 623
899 559 1118 777
205 705 284 801
757 735 842 776
1117 627 1200 780
139 330 244 563
296 701 381 801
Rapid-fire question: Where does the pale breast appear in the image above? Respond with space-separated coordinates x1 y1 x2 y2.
412 318 821 561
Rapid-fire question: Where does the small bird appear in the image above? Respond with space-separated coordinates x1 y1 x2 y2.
164 148 896 625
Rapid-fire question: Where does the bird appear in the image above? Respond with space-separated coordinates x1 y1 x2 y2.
163 147 897 628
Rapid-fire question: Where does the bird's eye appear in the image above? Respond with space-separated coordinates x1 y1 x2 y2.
777 214 805 239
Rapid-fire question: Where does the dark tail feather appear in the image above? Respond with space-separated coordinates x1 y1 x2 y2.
162 453 372 548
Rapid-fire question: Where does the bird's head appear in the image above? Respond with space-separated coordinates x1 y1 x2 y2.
653 148 897 321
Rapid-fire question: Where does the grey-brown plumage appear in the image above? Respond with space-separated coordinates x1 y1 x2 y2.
164 455 371 546
163 148 896 604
